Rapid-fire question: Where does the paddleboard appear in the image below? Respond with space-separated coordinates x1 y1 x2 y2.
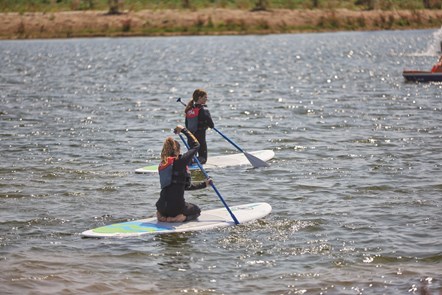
81 202 271 238
135 149 275 174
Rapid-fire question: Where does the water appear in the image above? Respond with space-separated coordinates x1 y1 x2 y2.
1 28 441 294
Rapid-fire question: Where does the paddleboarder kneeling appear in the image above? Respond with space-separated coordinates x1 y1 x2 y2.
156 125 212 223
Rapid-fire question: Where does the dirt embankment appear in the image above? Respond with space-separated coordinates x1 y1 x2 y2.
1 8 441 39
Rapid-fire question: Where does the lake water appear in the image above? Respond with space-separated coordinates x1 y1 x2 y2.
1 28 441 294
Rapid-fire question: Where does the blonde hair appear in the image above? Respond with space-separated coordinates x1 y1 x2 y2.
161 137 180 164
185 88 207 113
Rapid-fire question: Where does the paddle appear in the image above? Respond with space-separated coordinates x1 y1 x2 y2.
176 97 269 168
178 133 240 225
212 127 269 168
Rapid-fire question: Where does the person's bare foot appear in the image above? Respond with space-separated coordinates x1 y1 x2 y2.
166 214 186 223
156 211 168 222
157 211 186 223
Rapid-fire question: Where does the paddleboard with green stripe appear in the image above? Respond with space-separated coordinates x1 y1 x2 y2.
81 202 272 238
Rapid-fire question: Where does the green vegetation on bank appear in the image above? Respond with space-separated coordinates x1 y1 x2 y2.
1 1 441 39
1 0 441 13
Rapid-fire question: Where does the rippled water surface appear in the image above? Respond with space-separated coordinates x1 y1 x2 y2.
1 29 441 294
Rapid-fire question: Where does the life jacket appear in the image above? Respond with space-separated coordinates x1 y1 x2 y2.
185 105 202 133
158 157 190 189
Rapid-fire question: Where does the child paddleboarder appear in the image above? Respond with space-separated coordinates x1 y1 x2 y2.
184 89 214 164
156 125 211 223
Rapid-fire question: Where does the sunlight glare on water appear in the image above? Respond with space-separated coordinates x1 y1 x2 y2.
1 28 442 294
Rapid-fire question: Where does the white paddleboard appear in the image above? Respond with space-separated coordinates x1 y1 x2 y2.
81 202 271 238
135 149 275 174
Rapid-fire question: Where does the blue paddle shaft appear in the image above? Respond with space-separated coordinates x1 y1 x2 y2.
178 133 240 225
176 98 268 169
177 98 243 150
213 127 245 153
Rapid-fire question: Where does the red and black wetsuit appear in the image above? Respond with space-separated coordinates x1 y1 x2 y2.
185 104 214 164
156 128 206 221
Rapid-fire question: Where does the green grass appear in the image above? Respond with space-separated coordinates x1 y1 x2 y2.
1 0 440 39
0 0 440 13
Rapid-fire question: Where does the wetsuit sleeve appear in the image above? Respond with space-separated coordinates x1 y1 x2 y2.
201 107 215 129
185 181 207 191
176 128 200 166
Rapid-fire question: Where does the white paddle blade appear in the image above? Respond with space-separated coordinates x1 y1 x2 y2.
245 152 269 168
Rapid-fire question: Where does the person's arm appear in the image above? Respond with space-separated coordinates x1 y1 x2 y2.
174 125 200 165
185 178 212 191
201 107 215 129
186 181 207 191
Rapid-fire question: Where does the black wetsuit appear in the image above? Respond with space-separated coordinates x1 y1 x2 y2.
156 129 206 221
185 104 214 164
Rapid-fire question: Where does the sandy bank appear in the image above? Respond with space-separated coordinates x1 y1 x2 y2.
1 8 441 39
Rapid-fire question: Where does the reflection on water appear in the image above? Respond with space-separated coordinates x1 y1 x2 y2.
1 28 442 294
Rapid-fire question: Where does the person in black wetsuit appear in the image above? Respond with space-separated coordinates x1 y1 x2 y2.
156 125 211 223
184 89 214 164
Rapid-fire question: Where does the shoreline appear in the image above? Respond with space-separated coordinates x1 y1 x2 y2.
1 8 442 40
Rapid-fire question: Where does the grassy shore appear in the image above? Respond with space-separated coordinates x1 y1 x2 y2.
1 8 441 40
